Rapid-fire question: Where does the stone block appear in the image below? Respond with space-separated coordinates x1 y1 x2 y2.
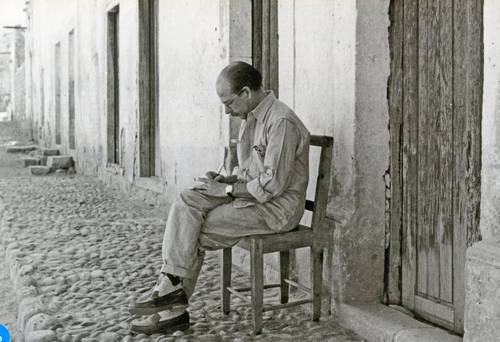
337 304 460 342
25 313 57 335
29 166 52 176
99 332 121 342
41 148 60 156
6 145 38 153
17 297 44 332
24 330 56 342
47 155 74 169
23 157 41 167
395 328 461 342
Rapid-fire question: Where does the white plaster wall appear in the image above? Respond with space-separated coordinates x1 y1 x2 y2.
479 0 500 241
464 2 500 340
29 0 93 158
278 0 389 304
29 0 231 190
74 0 106 175
278 0 357 226
158 0 230 196
347 0 390 304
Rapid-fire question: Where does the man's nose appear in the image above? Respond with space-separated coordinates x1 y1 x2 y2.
224 105 232 114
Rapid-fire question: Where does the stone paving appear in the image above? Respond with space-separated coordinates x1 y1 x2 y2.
0 122 366 342
0 257 19 341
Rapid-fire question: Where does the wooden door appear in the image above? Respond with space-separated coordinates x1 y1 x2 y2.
388 0 483 334
138 0 159 177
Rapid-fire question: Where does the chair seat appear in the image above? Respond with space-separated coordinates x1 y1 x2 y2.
237 225 313 253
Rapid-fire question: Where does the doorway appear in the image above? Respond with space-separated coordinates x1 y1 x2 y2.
388 0 483 334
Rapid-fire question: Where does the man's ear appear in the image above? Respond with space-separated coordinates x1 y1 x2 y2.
241 86 251 99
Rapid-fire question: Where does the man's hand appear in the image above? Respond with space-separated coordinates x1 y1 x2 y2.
204 171 237 184
194 181 229 198
205 171 222 181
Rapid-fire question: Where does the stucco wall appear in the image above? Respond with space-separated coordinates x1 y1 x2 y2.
28 0 231 195
158 0 229 199
28 0 78 149
10 31 26 124
478 0 500 242
464 1 500 340
74 0 106 175
277 0 390 305
14 64 25 121
347 0 390 304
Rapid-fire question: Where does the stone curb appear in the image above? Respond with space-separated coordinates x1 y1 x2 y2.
0 199 58 342
336 303 462 342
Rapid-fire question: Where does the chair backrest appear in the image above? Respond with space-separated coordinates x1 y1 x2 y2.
305 135 333 236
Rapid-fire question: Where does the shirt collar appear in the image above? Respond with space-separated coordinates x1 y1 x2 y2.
249 90 275 122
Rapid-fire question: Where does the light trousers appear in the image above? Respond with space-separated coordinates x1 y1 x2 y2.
160 189 274 298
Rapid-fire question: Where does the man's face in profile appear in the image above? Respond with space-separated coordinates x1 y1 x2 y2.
216 77 250 120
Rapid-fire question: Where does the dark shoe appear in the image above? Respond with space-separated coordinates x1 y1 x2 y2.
129 288 188 315
130 311 190 335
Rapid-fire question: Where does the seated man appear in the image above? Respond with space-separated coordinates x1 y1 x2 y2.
129 61 310 334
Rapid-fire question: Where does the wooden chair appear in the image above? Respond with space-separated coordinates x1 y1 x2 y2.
220 135 333 334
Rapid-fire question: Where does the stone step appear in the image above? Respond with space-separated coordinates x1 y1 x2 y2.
41 148 60 156
29 165 52 176
23 157 41 167
6 145 38 153
47 156 74 170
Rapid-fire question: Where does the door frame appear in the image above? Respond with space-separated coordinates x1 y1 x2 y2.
386 0 483 334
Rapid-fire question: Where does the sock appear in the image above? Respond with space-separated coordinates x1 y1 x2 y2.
164 272 181 286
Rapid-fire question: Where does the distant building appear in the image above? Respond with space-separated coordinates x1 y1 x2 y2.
0 28 26 123
0 32 12 112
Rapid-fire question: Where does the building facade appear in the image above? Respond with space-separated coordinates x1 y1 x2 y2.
22 0 500 340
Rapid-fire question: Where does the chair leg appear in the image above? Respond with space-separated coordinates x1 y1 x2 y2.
251 239 264 335
221 248 232 314
311 247 323 321
280 250 290 304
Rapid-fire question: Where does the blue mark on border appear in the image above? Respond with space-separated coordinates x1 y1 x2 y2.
0 324 10 342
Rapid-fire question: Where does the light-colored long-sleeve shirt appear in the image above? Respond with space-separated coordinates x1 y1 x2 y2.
235 91 310 232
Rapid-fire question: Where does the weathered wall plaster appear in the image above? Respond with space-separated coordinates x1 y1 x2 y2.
465 242 500 342
157 0 229 201
464 1 500 340
28 0 231 193
478 0 500 242
345 0 390 304
277 0 390 306
28 1 79 152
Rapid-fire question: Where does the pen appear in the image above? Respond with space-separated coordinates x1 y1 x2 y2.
216 161 224 176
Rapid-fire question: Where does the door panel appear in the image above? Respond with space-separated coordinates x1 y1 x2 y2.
415 0 454 304
394 0 483 334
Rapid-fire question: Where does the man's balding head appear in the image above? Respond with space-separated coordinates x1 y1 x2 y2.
217 61 262 93
216 61 267 120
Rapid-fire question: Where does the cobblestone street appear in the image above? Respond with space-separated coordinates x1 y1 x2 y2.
0 122 366 342
0 258 19 340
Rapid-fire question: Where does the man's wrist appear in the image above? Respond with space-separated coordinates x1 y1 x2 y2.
232 182 255 200
225 184 235 199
